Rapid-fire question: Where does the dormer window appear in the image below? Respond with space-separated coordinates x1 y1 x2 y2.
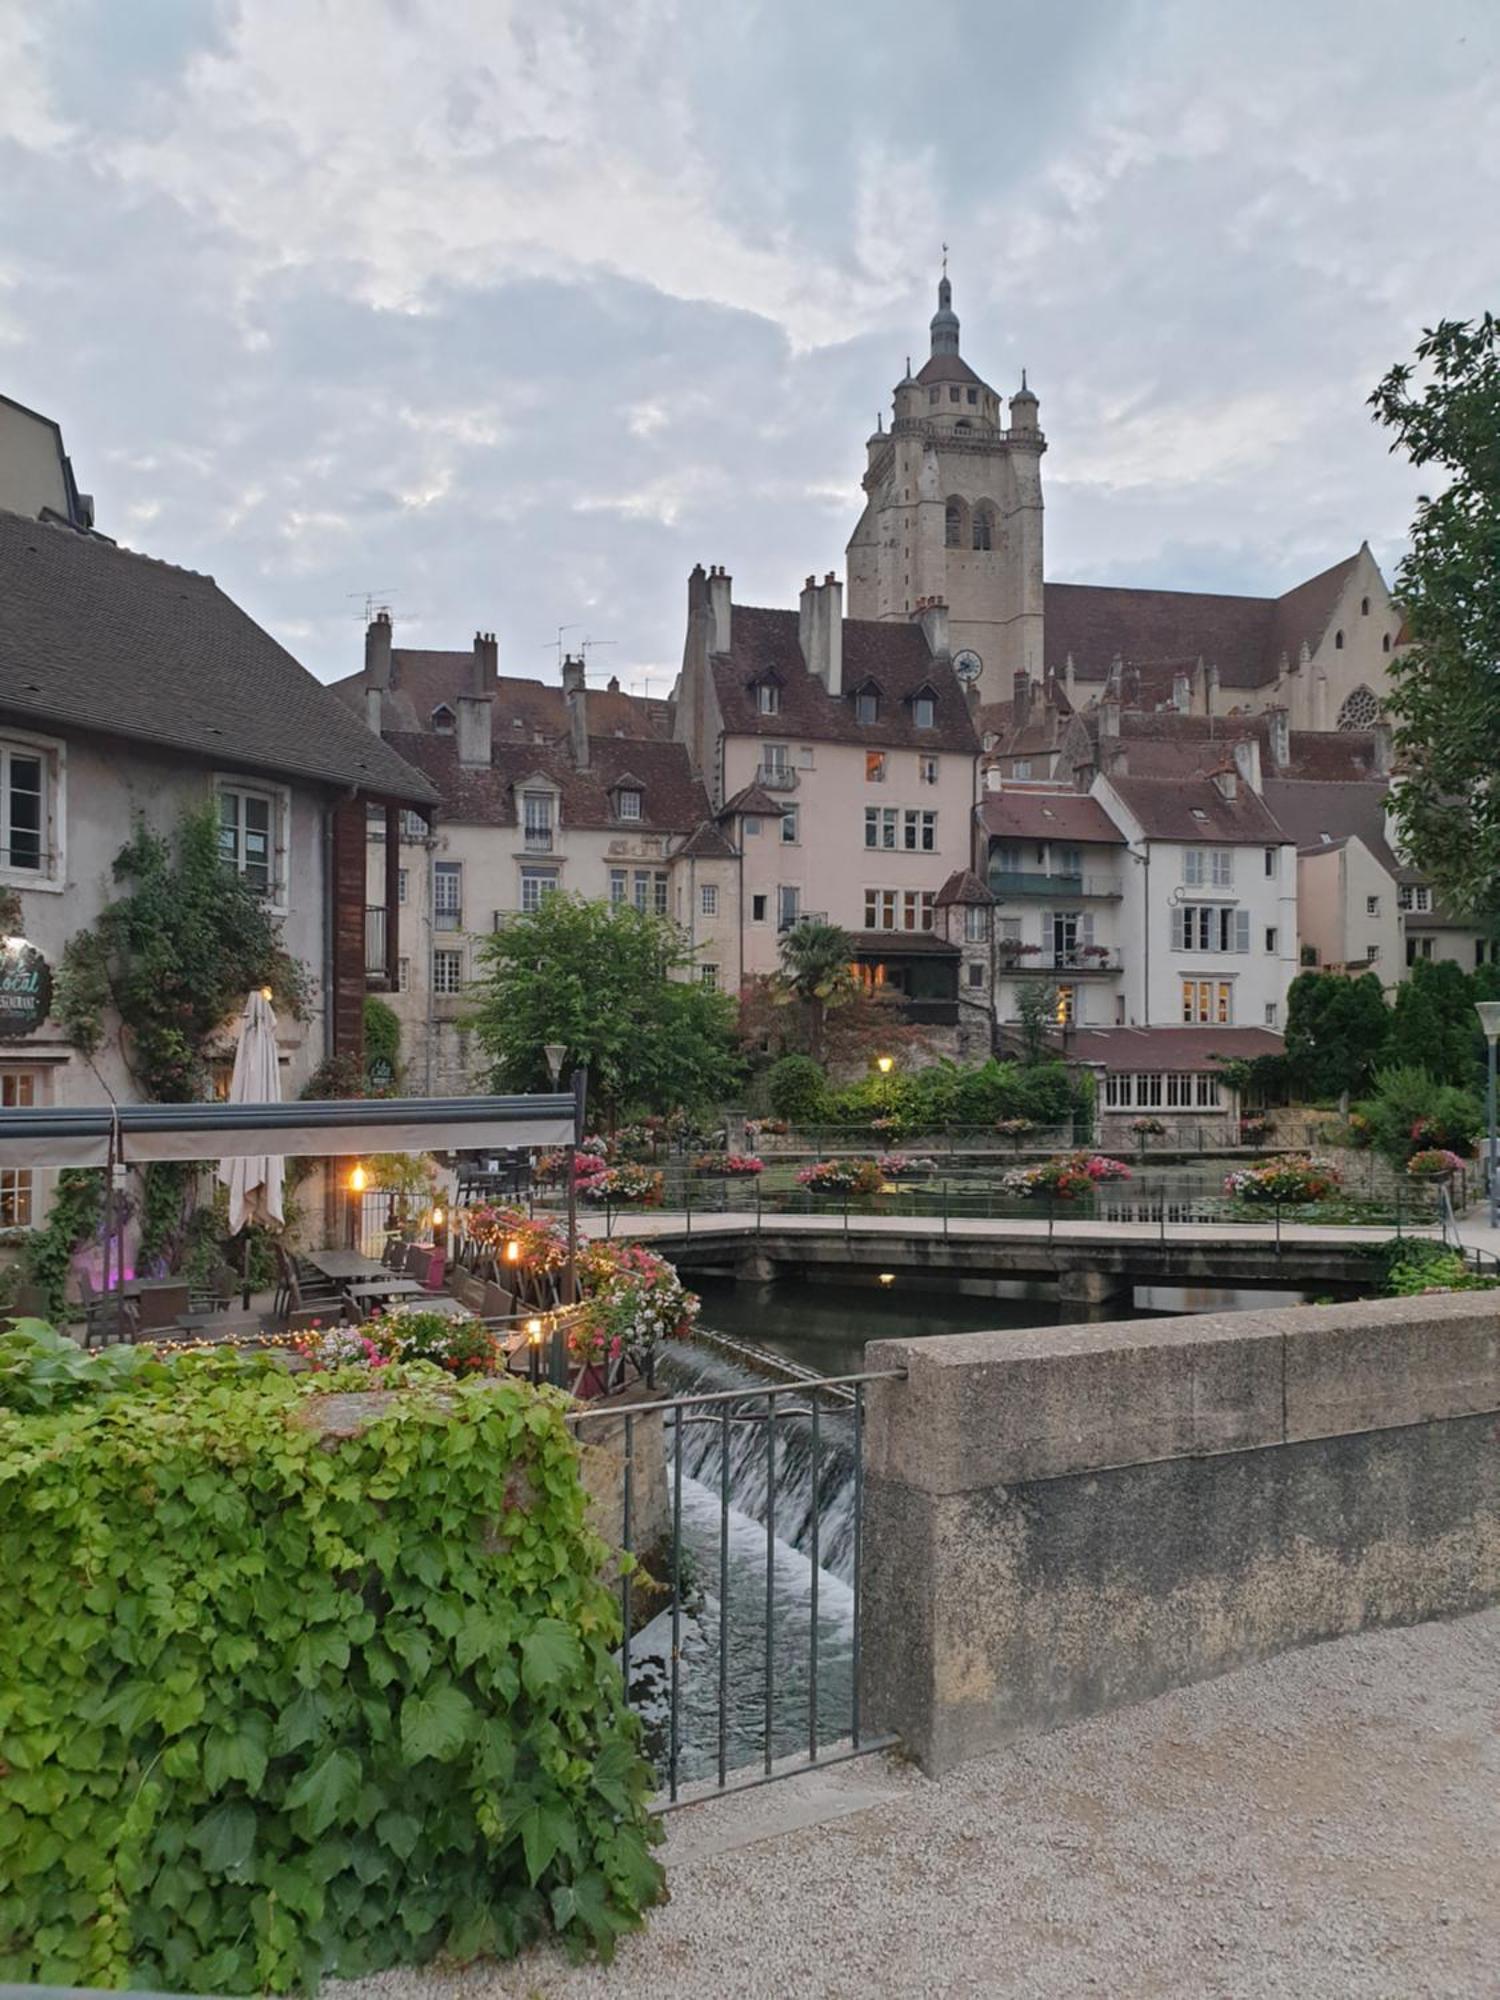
855 691 878 725
431 704 456 734
754 678 781 716
913 695 935 729
617 788 642 821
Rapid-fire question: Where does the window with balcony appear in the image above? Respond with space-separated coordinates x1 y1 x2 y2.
519 866 557 913
777 886 800 932
522 791 554 850
760 744 790 786
433 861 463 929
903 809 937 852
217 780 285 903
701 883 719 917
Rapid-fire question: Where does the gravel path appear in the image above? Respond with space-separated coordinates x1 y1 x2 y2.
332 1609 1500 2000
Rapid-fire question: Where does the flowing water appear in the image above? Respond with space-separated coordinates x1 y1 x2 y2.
627 1275 1311 1785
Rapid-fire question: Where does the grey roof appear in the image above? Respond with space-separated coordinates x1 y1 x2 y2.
0 512 436 803
1261 779 1400 875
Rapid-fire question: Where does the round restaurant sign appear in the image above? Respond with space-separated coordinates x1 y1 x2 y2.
0 941 52 1041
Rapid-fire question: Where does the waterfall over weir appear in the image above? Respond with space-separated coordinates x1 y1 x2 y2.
655 1340 860 1583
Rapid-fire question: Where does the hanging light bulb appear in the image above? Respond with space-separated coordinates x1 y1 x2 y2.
350 1164 368 1193
505 1238 522 1263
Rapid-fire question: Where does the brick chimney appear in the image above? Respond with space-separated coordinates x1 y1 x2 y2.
799 572 843 695
706 565 733 656
364 610 392 734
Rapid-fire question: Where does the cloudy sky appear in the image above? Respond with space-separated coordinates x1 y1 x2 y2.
2 0 1496 694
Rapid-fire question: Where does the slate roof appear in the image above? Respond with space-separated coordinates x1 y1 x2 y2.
714 606 979 755
850 931 960 958
979 790 1126 845
1104 773 1289 845
1043 553 1360 688
1071 1026 1285 1072
671 821 738 860
718 781 783 819
0 511 436 802
382 731 710 833
914 352 989 390
330 652 670 742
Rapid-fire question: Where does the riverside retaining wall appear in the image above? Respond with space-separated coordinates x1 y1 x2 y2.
860 1292 1500 1773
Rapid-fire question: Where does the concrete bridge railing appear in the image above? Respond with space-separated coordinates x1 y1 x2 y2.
860 1292 1500 1774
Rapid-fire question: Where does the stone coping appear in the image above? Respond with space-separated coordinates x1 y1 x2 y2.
864 1291 1500 1495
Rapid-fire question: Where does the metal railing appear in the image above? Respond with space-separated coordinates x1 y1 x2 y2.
566 1368 902 1805
756 766 798 791
989 871 1122 898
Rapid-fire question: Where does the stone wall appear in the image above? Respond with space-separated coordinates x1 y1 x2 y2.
861 1293 1500 1774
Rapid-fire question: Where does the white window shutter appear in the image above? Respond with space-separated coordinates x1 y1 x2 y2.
1235 909 1250 953
1171 906 1186 950
1081 912 1095 945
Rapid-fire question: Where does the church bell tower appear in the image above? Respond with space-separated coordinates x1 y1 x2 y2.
845 270 1045 706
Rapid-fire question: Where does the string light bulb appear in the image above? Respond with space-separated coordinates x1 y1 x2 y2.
505 1238 521 1263
349 1164 367 1193
431 1205 445 1229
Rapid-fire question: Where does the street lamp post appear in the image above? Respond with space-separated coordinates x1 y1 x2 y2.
1475 1002 1500 1230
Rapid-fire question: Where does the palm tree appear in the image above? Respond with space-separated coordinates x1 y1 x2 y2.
777 920 857 1063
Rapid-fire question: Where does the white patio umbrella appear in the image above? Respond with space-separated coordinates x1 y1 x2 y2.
217 990 285 1238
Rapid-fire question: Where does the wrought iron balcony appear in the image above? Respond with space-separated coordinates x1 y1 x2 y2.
522 827 555 852
757 766 799 791
1048 947 1122 973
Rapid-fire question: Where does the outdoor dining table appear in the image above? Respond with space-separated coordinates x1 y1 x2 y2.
344 1277 426 1306
304 1249 389 1283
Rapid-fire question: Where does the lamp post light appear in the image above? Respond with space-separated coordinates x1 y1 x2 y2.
347 1162 367 1250
1476 1002 1500 1229
876 1054 894 1075
543 1042 567 1088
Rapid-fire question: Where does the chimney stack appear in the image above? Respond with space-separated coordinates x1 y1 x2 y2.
1100 696 1120 740
472 630 497 697
364 610 392 734
1172 669 1191 714
706 565 733 655
564 657 590 768
1212 764 1238 801
1013 668 1031 731
799 572 843 696
1231 735 1262 794
1267 707 1290 771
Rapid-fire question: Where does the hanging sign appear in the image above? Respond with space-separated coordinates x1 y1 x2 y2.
366 1056 395 1092
0 940 51 1040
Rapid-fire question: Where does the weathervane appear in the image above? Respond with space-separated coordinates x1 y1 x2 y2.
941 241 948 278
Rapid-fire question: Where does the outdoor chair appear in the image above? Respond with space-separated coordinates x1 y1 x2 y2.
272 1245 344 1327
480 1281 514 1322
188 1263 237 1314
403 1243 431 1280
383 1236 408 1270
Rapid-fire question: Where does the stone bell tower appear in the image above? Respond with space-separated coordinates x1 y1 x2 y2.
846 269 1045 706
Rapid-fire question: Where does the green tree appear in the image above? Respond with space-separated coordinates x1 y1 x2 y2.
471 894 742 1120
1014 980 1060 1064
766 1053 826 1124
1387 958 1476 1085
775 920 856 1063
1369 317 1500 926
1282 970 1390 1100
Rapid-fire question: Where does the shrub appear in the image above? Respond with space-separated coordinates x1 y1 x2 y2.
0 1354 662 1990
1358 1067 1481 1166
766 1053 826 1124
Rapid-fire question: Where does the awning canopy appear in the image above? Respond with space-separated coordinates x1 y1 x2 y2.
0 1094 580 1171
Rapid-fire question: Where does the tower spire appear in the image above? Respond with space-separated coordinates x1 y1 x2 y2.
930 257 960 358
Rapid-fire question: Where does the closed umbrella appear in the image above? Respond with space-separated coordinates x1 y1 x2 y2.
218 992 284 1300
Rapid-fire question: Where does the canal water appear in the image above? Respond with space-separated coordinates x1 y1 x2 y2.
629 1273 1311 1786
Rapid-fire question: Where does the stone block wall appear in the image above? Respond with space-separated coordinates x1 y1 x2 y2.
860 1293 1500 1773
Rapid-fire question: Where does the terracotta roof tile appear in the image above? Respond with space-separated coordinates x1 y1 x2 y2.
1261 778 1399 874
1070 1025 1284 1072
1105 773 1288 845
980 789 1126 845
331 652 670 742
935 869 993 906
715 606 979 755
382 731 709 833
0 512 435 802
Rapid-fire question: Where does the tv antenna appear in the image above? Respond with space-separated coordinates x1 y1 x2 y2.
349 589 398 622
580 637 617 668
543 624 582 669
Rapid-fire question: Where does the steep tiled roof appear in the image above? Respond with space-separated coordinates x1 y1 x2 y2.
914 352 988 389
1105 773 1288 845
382 731 709 833
979 790 1125 845
0 511 435 802
715 606 979 755
331 652 670 742
1071 1026 1284 1072
672 821 738 860
850 931 960 957
1044 553 1360 689
935 869 993 906
1261 779 1400 874
718 781 783 819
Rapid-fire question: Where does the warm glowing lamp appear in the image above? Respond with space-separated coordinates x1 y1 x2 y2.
526 1317 544 1343
505 1237 522 1264
349 1164 367 1193
430 1205 445 1229
878 1272 895 1286
876 1054 894 1075
259 985 274 1002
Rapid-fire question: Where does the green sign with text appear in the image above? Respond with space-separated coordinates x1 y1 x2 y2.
0 941 51 1040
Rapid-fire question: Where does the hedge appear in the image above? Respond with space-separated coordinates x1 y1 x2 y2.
0 1346 662 1991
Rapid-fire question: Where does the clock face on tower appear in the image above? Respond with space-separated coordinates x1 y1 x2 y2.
953 650 983 685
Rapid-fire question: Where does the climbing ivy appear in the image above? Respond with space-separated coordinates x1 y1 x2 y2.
23 1169 106 1319
0 1359 663 1990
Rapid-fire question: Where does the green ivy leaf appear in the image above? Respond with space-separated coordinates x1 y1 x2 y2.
520 1619 582 1696
191 1800 256 1876
283 1746 362 1835
517 1800 577 1885
202 1710 270 1794
399 1684 475 1764
374 1807 422 1861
